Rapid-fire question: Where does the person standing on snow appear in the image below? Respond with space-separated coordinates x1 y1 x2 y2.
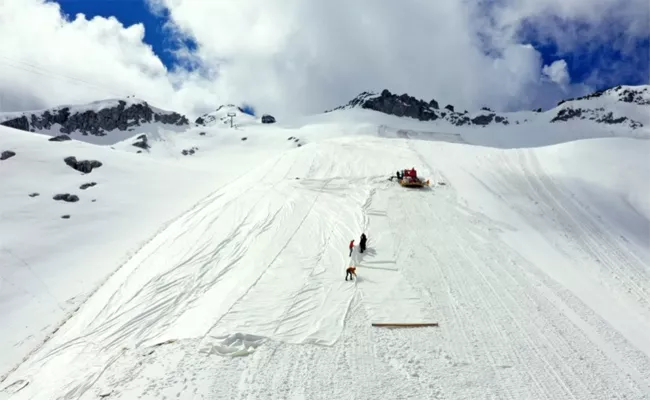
359 233 367 253
349 240 355 257
346 266 357 281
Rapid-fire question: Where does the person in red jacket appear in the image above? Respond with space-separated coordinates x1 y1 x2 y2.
349 240 354 257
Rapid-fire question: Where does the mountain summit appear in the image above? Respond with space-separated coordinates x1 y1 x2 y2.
329 85 649 130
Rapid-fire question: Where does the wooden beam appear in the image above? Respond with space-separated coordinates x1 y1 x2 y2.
356 265 399 272
371 322 439 328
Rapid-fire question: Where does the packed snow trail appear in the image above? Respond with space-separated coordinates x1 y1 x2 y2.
3 136 650 399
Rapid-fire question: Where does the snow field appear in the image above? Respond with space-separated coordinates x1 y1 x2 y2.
0 125 280 380
1 105 649 399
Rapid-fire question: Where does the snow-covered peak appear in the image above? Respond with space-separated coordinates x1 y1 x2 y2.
550 85 650 130
2 97 144 116
0 97 190 145
327 89 510 127
558 85 650 107
325 91 381 112
194 104 258 128
327 85 649 131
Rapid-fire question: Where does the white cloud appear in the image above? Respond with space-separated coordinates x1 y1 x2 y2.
543 59 571 88
0 0 176 110
0 0 646 118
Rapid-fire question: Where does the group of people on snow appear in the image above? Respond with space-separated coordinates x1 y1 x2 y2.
348 233 367 256
346 233 367 281
391 167 418 183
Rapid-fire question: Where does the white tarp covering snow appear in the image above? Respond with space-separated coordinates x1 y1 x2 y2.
1 90 649 399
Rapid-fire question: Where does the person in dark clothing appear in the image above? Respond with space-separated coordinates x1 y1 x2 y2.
359 233 367 253
349 240 354 257
346 266 357 281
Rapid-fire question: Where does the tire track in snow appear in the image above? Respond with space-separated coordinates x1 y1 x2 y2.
411 201 541 399
498 149 650 313
464 191 650 397
495 149 650 366
522 149 650 308
384 143 649 400
504 149 650 392
456 148 650 397
396 188 588 399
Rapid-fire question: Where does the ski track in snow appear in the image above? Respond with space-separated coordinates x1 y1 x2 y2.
2 134 650 399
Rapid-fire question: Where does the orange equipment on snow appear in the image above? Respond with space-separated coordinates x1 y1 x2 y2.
396 167 429 188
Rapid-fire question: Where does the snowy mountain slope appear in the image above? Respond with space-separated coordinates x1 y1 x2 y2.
0 124 292 382
276 105 647 150
1 107 649 400
550 85 650 129
0 98 189 145
110 118 304 160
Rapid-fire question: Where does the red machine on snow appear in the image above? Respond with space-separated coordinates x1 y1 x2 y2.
393 167 430 187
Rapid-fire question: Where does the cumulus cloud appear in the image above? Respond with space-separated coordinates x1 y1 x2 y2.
543 60 571 88
0 0 647 118
0 0 176 110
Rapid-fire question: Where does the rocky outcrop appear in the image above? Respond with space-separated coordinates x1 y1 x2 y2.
261 114 276 123
80 182 97 190
181 147 198 156
337 89 441 121
132 134 150 150
328 89 510 127
1 150 16 160
1 100 189 136
551 106 643 129
551 108 585 122
49 135 71 142
155 112 189 125
64 156 102 173
557 85 650 106
471 114 509 126
617 87 650 105
53 193 79 202
1 116 29 131
330 84 647 130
